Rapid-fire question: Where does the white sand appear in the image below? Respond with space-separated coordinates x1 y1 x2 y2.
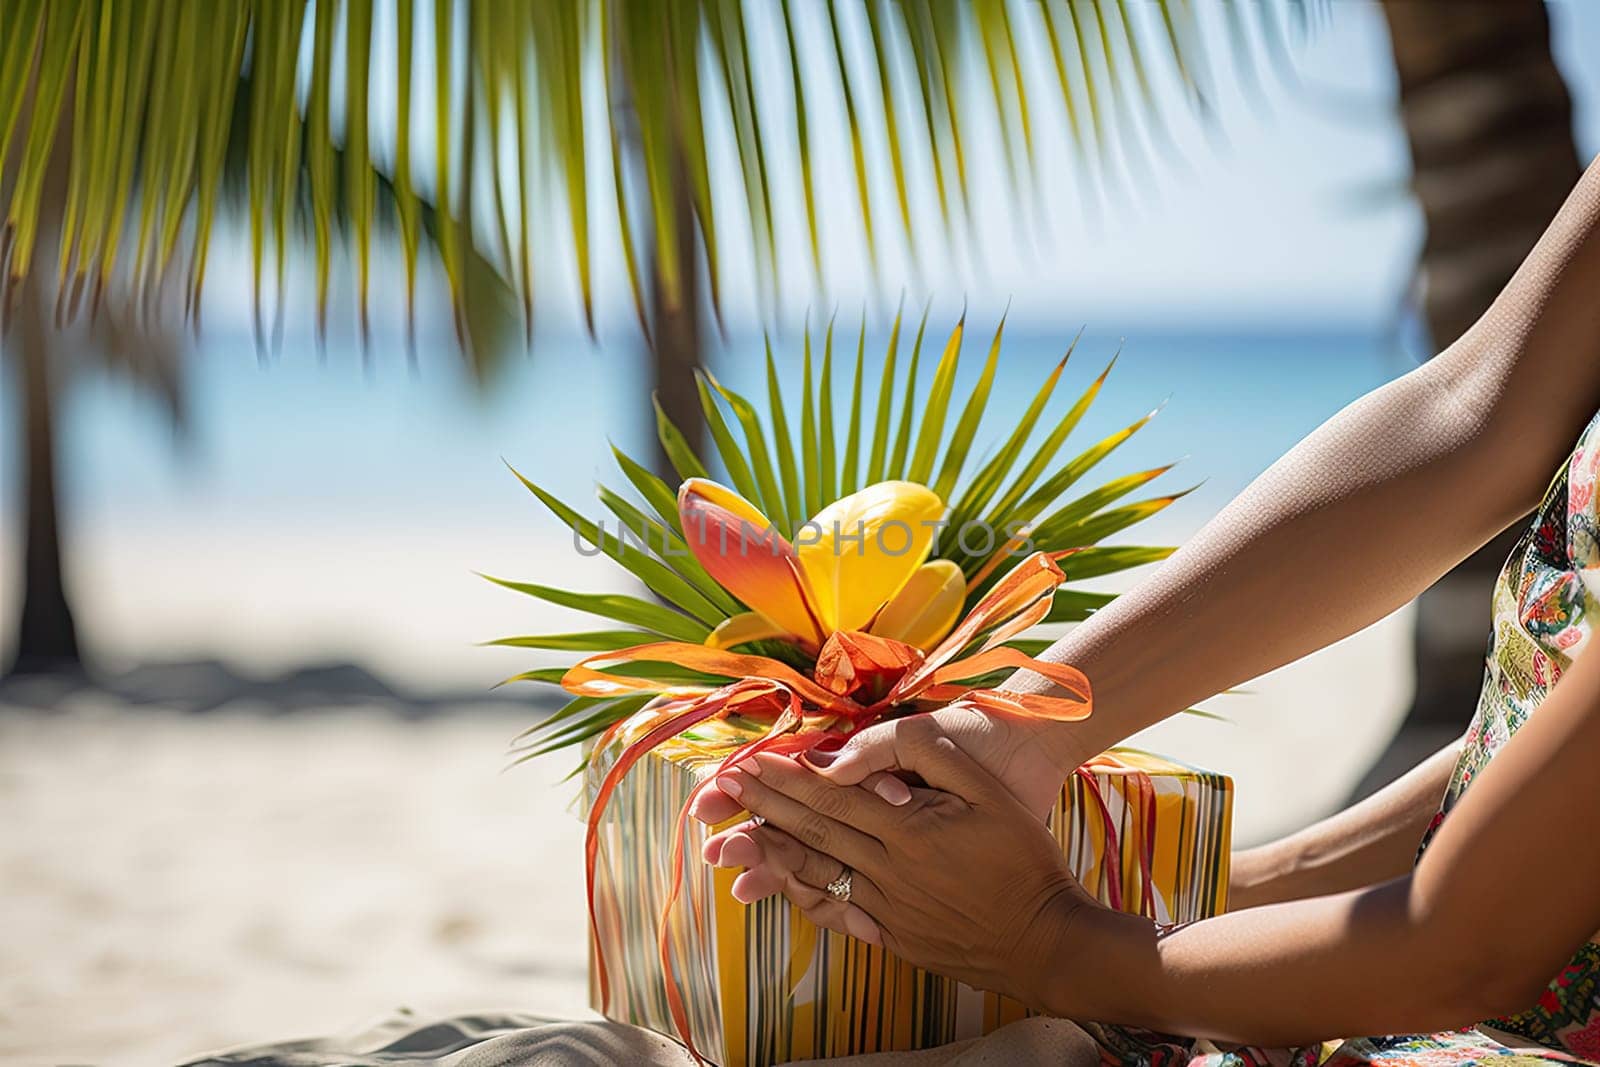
0 606 1415 1066
0 701 593 1066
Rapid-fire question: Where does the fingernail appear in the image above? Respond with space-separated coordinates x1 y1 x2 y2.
739 757 762 777
803 749 837 768
701 837 722 864
716 834 757 869
718 772 743 799
874 777 913 806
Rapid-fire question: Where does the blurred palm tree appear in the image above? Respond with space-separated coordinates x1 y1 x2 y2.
4 0 1262 677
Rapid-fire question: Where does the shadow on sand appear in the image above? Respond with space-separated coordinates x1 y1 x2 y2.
0 658 559 718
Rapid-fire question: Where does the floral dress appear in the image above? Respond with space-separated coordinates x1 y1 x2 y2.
1095 410 1600 1067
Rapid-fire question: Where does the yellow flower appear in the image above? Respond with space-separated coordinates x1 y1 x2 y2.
676 478 960 652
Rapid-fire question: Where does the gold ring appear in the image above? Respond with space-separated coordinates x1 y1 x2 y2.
825 868 853 903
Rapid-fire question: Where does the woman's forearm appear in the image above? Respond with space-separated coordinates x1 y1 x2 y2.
1014 157 1600 773
1042 621 1600 1047
1229 739 1459 910
1051 879 1464 1048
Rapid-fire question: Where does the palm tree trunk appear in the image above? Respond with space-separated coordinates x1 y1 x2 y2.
1355 0 1578 793
6 276 81 676
1383 0 1580 349
607 32 705 480
648 171 706 478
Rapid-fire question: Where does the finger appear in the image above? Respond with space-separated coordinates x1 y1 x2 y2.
799 898 882 945
718 825 825 906
726 833 885 946
711 821 852 906
688 784 746 825
877 714 1016 808
703 774 907 864
744 752 904 837
729 863 786 904
732 825 896 927
787 856 887 945
718 765 886 873
747 824 848 894
804 720 899 787
860 771 914 806
702 818 762 865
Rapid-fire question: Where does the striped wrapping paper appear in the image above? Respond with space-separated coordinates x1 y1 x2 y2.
583 713 1232 1066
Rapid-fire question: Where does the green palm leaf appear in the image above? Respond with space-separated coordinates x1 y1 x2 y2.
1057 544 1176 581
818 316 839 508
799 325 822 520
706 372 788 535
0 0 1292 354
906 316 964 484
931 313 1004 500
594 485 742 617
480 573 710 643
840 317 867 496
866 300 905 485
488 631 654 652
765 340 805 532
508 466 726 626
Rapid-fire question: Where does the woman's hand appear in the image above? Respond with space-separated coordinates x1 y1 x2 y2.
691 701 1088 901
703 715 1098 1010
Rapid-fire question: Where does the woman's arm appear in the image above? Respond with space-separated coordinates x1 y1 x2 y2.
711 654 1600 1048
1021 156 1600 775
1046 647 1600 1046
789 156 1600 817
1228 739 1459 910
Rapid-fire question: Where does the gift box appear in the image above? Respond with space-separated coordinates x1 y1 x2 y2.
583 709 1233 1066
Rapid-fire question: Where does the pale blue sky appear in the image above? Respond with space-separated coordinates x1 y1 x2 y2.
188 0 1600 344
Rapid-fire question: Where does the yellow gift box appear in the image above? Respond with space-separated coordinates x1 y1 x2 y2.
583 713 1232 1066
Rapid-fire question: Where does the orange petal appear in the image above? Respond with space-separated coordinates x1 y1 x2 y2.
870 559 964 651
678 479 823 644
814 630 923 701
796 481 946 633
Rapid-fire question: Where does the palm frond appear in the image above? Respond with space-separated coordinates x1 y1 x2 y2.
0 0 1298 346
498 313 1182 755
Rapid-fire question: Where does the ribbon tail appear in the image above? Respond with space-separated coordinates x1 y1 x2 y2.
1138 769 1158 919
1075 766 1124 913
585 689 759 1015
656 690 812 1064
659 775 719 1065
957 687 1093 722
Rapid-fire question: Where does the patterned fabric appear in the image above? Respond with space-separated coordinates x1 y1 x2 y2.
1098 410 1600 1066
1415 409 1600 1057
1091 1025 1586 1067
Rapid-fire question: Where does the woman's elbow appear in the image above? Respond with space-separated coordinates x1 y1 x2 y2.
1430 338 1586 524
1419 936 1559 1027
1394 891 1557 1028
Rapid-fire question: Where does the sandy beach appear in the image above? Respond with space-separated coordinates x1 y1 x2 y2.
0 696 593 1067
0 605 1416 1067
